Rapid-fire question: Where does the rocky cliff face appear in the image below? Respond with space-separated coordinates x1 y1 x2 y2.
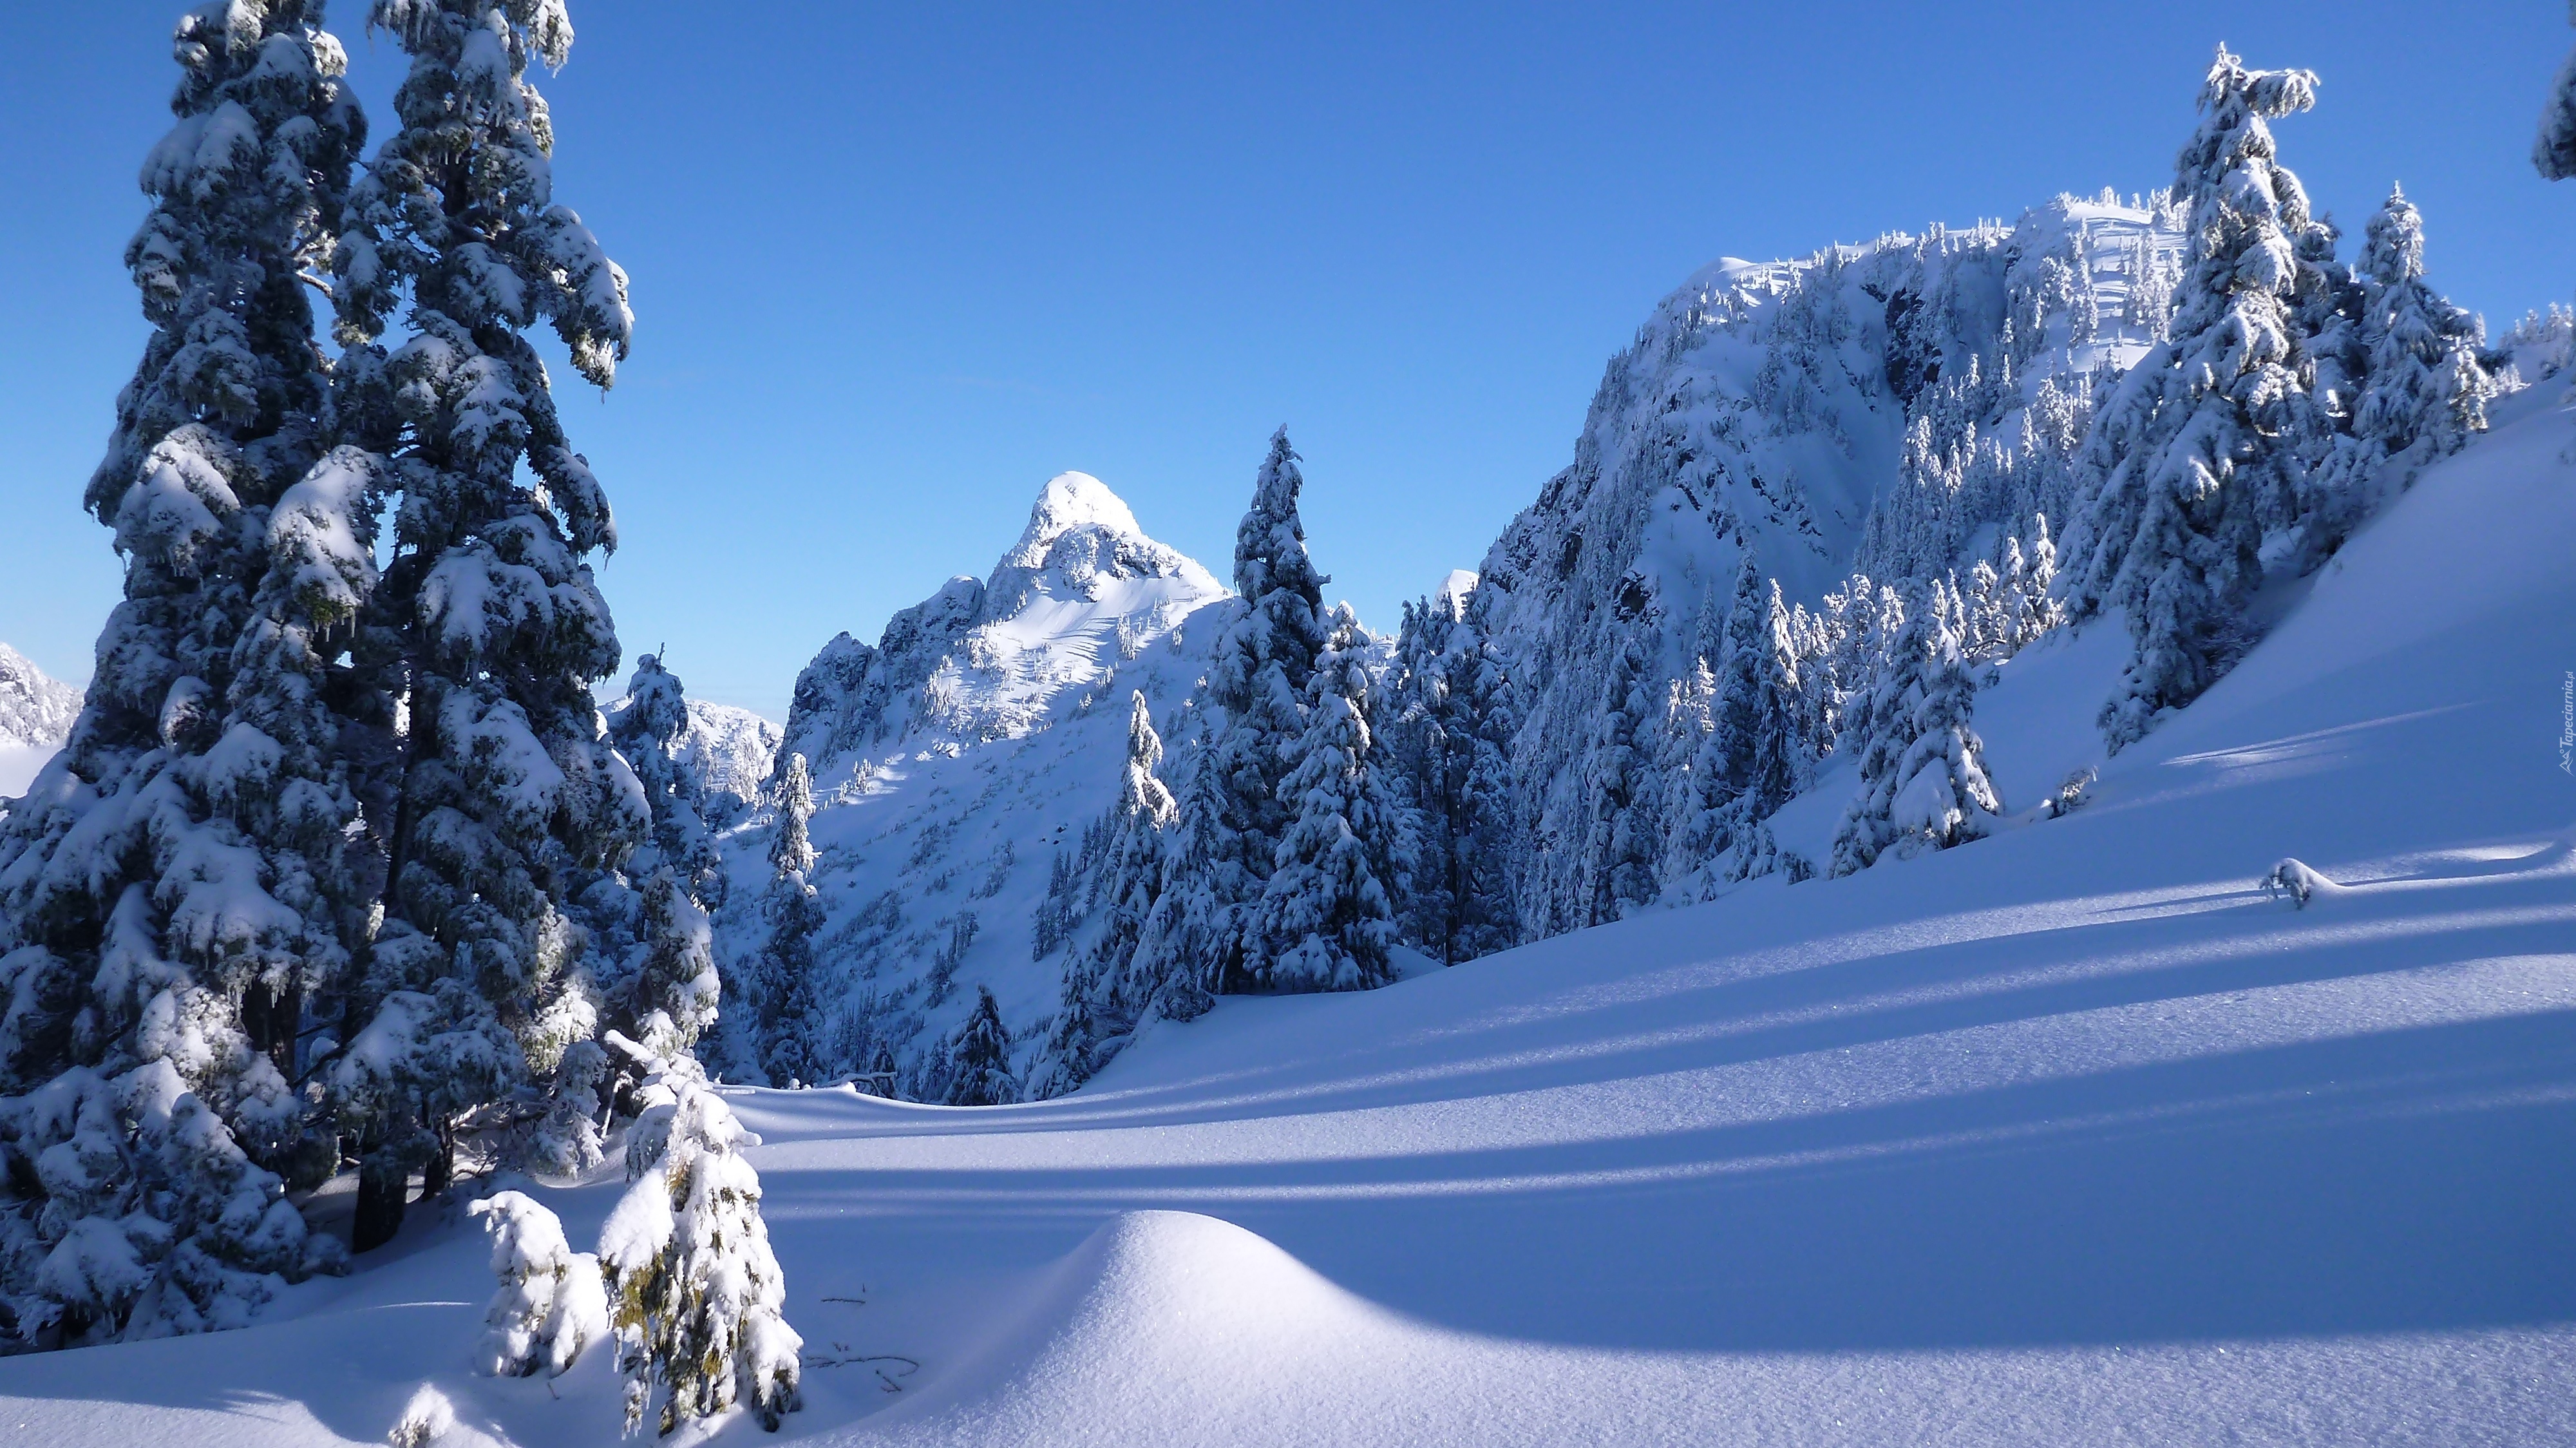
1473 195 2183 935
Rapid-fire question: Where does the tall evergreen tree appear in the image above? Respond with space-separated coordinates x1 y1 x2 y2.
611 654 721 908
1705 561 1800 833
1188 429 1329 991
323 0 643 1250
1830 579 2001 875
1383 586 1515 964
1031 694 1179 1098
752 754 824 1089
1253 613 1408 992
1094 694 1178 1016
2538 3 2576 182
0 0 366 1348
2063 48 2333 752
2354 191 2493 468
1575 628 1662 926
942 987 1016 1107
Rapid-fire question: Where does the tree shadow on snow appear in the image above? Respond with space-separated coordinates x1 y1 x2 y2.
770 1002 2576 1355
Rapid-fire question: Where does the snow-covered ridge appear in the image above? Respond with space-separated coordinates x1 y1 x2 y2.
0 643 80 799
0 643 79 751
1473 191 2185 933
778 471 1226 786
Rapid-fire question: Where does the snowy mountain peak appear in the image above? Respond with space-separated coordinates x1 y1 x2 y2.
1006 471 1147 567
777 472 1227 781
1437 569 1479 612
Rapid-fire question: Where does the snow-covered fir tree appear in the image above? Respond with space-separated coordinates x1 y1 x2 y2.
2349 190 2493 476
2063 48 2335 752
1383 584 1517 964
750 754 825 1089
2538 3 2576 182
611 654 723 908
321 0 643 1248
599 1024 802 1436
1094 693 1180 1011
1574 627 1663 928
1170 429 1331 993
630 870 719 1050
1702 562 1802 852
1031 693 1180 1098
1251 610 1409 992
942 986 1016 1106
0 0 365 1346
1830 580 2002 875
468 1189 607 1378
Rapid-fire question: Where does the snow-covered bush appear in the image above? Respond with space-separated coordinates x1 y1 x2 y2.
598 1028 802 1435
469 1190 608 1378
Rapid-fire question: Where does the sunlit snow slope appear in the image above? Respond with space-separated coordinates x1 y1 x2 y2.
6 401 2575 1445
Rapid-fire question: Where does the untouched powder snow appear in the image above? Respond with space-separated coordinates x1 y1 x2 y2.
4 385 2572 1444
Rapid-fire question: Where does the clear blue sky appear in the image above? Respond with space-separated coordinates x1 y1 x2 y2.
3 3 2569 718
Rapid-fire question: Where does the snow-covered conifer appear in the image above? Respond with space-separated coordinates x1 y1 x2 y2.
1187 430 1331 991
942 987 1017 1106
2014 515 2063 649
1666 561 1801 889
1830 579 2002 875
324 0 646 1245
1095 693 1179 1004
612 654 722 908
531 1038 609 1176
2537 3 2576 181
1573 628 1663 927
598 1031 802 1435
1253 616 1407 992
2063 48 2334 751
770 752 817 879
739 752 822 1089
468 1190 607 1378
631 870 719 1049
2351 189 2493 470
1030 693 1180 1098
1383 586 1517 964
0 1 365 1343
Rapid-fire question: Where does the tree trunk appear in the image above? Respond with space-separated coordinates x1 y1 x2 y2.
421 1117 454 1199
353 1154 407 1253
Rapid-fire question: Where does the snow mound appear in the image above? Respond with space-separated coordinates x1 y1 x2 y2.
848 1211 1404 1447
